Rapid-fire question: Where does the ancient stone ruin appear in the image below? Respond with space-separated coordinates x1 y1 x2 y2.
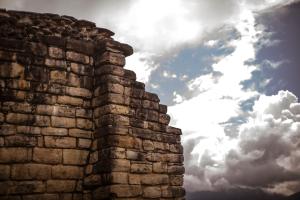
0 9 185 199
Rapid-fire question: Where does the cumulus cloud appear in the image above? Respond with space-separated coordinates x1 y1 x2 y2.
169 3 300 194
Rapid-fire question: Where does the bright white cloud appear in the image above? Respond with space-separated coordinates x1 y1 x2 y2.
169 5 300 195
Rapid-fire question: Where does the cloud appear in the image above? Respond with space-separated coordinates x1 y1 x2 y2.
168 5 300 195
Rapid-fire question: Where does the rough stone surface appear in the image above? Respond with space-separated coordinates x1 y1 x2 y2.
0 9 184 200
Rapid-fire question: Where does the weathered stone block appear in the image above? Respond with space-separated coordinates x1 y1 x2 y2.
45 58 67 69
0 62 24 78
0 165 10 180
161 186 185 198
70 62 92 76
69 129 92 138
57 95 83 106
109 185 142 198
66 87 92 98
11 164 51 180
66 51 89 64
22 194 59 200
47 180 76 193
129 174 140 185
153 162 168 173
44 136 76 148
9 181 46 194
141 174 169 185
17 126 41 135
50 70 67 84
76 118 93 130
33 148 62 164
0 124 16 135
78 138 91 149
5 135 37 147
96 51 125 66
76 108 92 118
131 163 152 174
143 186 161 198
52 165 83 179
106 172 128 184
0 147 30 163
48 47 64 59
51 116 76 128
63 149 89 165
42 127 68 136
109 159 130 172
170 175 184 186
6 113 34 125
168 165 185 174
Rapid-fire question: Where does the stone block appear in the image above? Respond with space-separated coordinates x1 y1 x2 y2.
141 174 169 185
66 51 89 64
131 163 152 174
9 181 46 194
70 62 92 76
50 70 67 84
5 134 37 147
45 58 67 69
76 108 92 118
168 165 185 174
0 62 24 78
153 162 168 173
66 87 92 98
48 47 64 59
96 51 125 66
109 159 130 172
105 172 128 184
0 165 10 180
63 149 89 165
126 150 144 161
33 148 62 164
170 175 184 186
17 126 41 135
161 186 185 198
159 113 171 124
109 185 142 198
143 140 154 151
52 165 83 179
129 174 141 185
76 118 93 130
0 124 16 135
22 194 59 200
33 115 51 127
143 186 161 198
83 174 102 188
29 42 47 56
6 113 34 125
47 180 76 193
51 116 76 128
57 95 83 106
107 135 141 149
42 127 68 136
44 136 76 148
36 105 75 117
69 129 92 138
0 147 30 163
11 164 51 180
24 66 48 82
78 138 91 149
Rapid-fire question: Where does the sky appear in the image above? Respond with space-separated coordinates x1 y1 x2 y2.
1 0 300 198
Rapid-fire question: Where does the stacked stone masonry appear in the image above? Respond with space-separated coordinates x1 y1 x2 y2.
0 9 185 200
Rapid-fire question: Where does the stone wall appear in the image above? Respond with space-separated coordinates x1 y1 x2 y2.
0 9 185 200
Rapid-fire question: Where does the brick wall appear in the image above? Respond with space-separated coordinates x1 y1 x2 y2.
0 9 185 200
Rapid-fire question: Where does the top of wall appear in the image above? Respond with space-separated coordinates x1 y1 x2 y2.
0 8 133 56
